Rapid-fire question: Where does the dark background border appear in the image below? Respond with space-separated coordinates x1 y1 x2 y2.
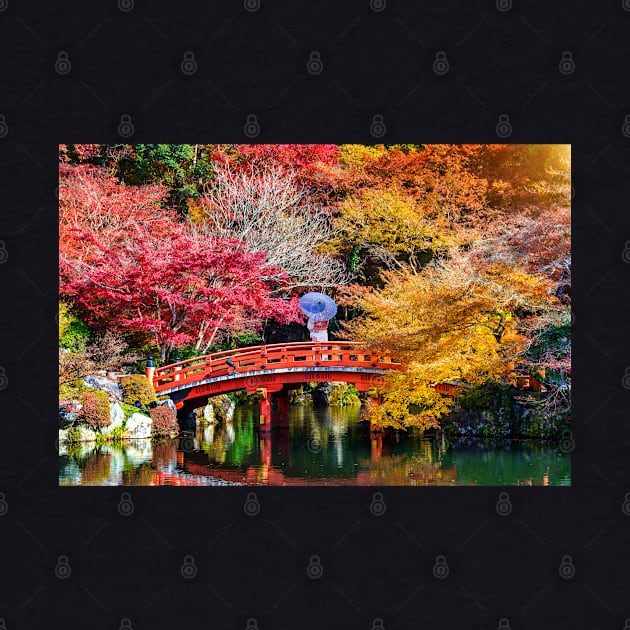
1 1 628 628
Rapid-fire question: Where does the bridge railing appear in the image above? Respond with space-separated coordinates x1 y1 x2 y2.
152 342 402 393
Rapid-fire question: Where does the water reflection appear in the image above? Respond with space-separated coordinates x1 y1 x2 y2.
59 404 571 486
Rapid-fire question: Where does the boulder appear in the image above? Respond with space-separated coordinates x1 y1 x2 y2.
83 375 123 402
100 403 125 435
202 403 216 424
157 399 177 414
78 427 97 442
218 396 235 423
123 413 152 439
312 382 334 406
206 395 235 422
59 400 82 428
58 427 96 444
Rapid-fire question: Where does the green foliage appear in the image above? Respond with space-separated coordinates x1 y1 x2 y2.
59 380 90 401
219 330 264 351
526 319 571 364
120 402 142 419
122 144 215 215
327 383 361 407
349 245 361 273
457 382 516 417
120 374 156 408
59 303 91 351
65 425 83 443
78 390 111 431
233 390 258 404
95 425 125 445
289 386 312 404
60 320 90 351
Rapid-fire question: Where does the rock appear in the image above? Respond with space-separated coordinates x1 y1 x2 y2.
59 411 79 428
83 375 123 402
59 400 82 428
100 403 125 435
123 413 152 439
213 395 235 422
59 427 96 444
202 403 216 424
203 395 235 423
220 397 235 423
79 427 97 442
312 382 334 406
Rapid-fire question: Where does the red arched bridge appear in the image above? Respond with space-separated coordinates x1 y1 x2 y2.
147 341 467 432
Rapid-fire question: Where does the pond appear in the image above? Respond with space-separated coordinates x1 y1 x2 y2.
59 404 571 486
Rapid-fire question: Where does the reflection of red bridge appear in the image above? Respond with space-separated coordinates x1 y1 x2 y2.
151 432 390 486
148 342 404 431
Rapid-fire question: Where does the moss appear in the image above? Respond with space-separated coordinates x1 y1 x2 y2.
120 402 141 419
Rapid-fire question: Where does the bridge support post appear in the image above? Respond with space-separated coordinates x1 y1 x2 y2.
257 388 271 432
371 433 383 459
275 390 289 429
368 387 383 433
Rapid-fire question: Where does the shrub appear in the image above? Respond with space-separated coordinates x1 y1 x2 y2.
60 320 90 351
87 332 142 374
328 383 361 407
59 380 91 401
59 349 92 387
78 390 111 431
149 405 179 437
59 301 90 350
120 374 156 408
65 425 83 443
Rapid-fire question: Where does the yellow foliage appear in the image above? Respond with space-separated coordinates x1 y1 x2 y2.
334 186 451 271
344 251 557 428
186 197 206 224
339 144 389 167
59 301 72 342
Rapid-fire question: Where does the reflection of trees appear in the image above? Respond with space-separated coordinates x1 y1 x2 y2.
152 440 178 471
356 452 458 486
59 440 155 485
198 406 256 467
444 441 570 486
122 463 155 486
81 452 112 485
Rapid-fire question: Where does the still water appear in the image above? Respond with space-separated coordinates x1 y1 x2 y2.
59 404 571 486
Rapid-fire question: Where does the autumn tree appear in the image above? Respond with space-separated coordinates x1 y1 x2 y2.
61 224 301 361
342 244 563 429
197 164 348 289
59 163 172 270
